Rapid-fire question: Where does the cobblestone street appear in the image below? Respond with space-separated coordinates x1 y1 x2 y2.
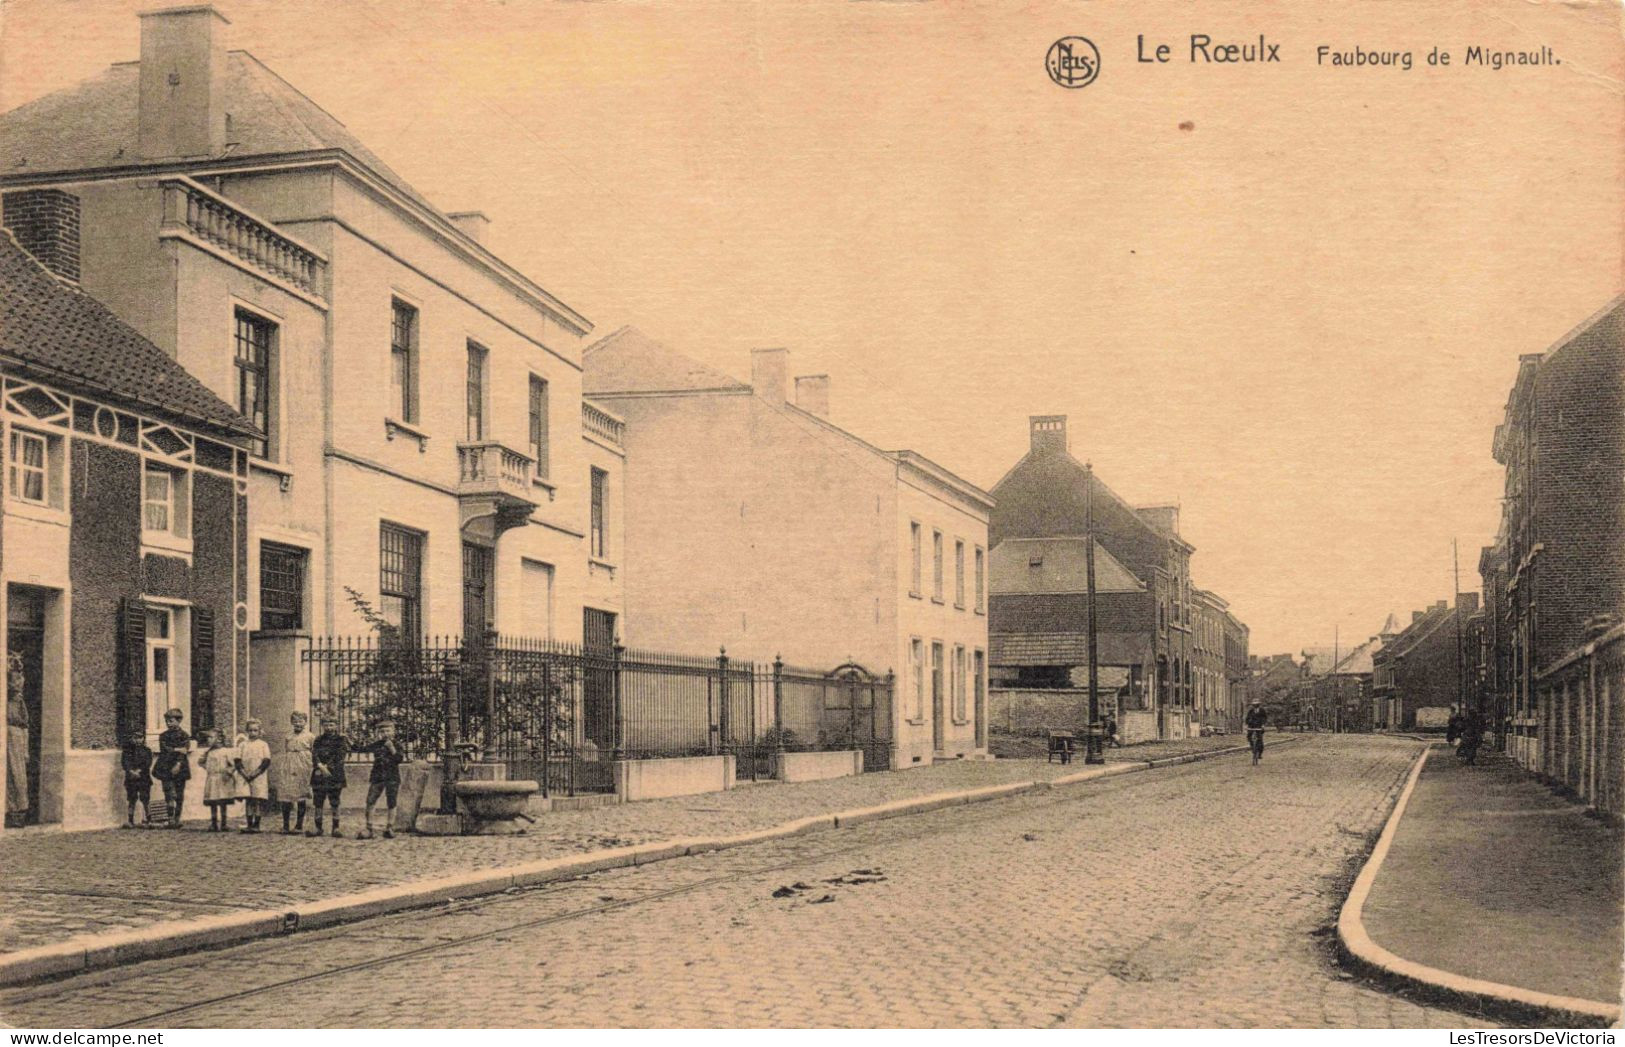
0 736 1495 1028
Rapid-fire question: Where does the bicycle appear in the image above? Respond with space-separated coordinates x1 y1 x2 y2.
1247 727 1265 765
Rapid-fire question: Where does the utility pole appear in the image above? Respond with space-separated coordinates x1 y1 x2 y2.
1453 538 1467 717
1084 462 1104 764
1332 624 1340 734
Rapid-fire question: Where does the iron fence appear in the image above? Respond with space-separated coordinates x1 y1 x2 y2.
302 636 895 795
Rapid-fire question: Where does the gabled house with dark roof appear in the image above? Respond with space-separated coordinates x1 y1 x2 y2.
2 230 256 832
987 414 1225 740
0 7 624 750
583 326 993 768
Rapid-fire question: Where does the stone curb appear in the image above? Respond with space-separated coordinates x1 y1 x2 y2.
1335 745 1623 1029
0 739 1270 989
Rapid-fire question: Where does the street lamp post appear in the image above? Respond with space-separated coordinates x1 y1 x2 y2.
1083 462 1105 764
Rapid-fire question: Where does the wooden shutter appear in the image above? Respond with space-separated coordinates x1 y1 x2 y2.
191 606 216 735
117 597 146 740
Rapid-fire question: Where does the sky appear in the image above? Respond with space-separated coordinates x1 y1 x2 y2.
2 0 1620 655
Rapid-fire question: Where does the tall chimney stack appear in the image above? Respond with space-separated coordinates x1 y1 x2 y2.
3 190 81 283
750 348 788 404
1030 415 1068 454
794 374 830 418
138 6 230 160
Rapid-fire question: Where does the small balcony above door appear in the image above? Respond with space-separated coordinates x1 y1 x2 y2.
457 440 537 536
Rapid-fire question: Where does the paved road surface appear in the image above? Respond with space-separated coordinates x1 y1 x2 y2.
0 736 1496 1028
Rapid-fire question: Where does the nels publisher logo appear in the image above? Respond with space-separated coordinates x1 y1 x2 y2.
1046 36 1100 88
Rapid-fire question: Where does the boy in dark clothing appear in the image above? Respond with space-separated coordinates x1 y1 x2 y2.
307 716 348 837
150 709 192 828
360 719 404 840
120 730 153 828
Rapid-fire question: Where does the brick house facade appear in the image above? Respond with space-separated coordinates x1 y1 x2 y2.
987 415 1244 739
2 231 255 832
1486 298 1624 813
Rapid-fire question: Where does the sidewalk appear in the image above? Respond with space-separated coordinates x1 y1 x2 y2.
1356 748 1623 1012
0 738 1248 966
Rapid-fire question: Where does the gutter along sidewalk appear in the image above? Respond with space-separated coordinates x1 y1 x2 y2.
0 736 1274 987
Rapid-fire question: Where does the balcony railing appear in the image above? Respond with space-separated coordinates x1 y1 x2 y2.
457 440 535 498
582 400 625 447
158 178 326 297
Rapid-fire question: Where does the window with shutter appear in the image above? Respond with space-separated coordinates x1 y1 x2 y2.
117 597 147 742
192 606 216 735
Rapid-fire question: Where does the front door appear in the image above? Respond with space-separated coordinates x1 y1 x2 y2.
931 641 945 752
6 587 46 827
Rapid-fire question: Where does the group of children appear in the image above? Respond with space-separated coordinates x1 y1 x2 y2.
119 710 407 838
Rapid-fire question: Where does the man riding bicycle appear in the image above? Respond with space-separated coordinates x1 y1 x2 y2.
1244 699 1268 764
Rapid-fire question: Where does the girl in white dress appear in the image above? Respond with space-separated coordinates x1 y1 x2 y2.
233 719 272 833
199 729 238 832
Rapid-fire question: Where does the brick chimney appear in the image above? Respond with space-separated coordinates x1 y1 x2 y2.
1030 415 1067 454
1412 611 1424 624
750 348 788 403
3 190 81 283
446 211 491 245
1457 592 1480 615
138 6 230 160
794 375 830 418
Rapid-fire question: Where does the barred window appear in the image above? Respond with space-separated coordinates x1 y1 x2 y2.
235 310 275 458
259 542 307 631
379 523 424 640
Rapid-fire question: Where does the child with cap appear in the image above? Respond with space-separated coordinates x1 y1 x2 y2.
359 718 403 840
307 714 349 837
150 708 192 828
119 728 153 828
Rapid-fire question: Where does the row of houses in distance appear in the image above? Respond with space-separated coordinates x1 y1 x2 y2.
0 6 994 832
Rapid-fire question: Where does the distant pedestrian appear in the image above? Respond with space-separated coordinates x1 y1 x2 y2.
1458 708 1484 766
1102 712 1120 748
199 729 238 832
1446 706 1464 746
151 709 192 828
233 719 272 833
359 719 403 840
270 711 315 835
307 715 348 838
119 728 153 828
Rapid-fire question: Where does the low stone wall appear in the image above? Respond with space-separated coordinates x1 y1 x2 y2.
990 688 1107 735
771 749 863 783
1120 710 1159 745
613 754 736 802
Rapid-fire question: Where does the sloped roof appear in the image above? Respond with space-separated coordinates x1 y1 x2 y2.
0 233 255 439
1378 612 1404 636
0 52 436 215
1379 607 1454 662
1329 636 1382 676
583 326 750 395
988 537 1145 596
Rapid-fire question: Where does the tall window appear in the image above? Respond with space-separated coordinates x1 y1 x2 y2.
390 300 418 423
954 540 965 609
465 343 487 441
931 641 944 715
8 428 48 504
910 638 924 719
590 467 608 559
235 309 275 458
522 559 555 641
259 542 307 631
379 523 424 640
909 522 922 597
974 546 985 613
932 530 944 602
951 645 965 720
529 375 550 480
